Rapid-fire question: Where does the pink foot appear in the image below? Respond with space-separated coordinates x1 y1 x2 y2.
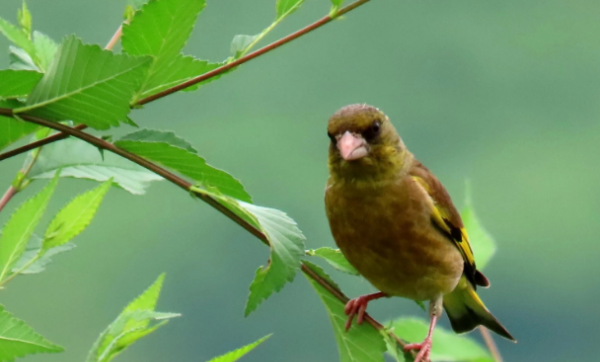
403 338 432 362
343 292 386 331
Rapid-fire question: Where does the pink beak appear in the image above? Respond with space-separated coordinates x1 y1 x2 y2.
337 131 368 161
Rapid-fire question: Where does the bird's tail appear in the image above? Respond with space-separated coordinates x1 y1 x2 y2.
443 276 516 342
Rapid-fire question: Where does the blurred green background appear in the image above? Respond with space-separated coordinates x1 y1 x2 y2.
1 0 599 361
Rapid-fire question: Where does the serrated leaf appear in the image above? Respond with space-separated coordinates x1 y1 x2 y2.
118 128 196 152
123 273 164 321
0 305 63 361
138 54 223 98
32 31 58 72
306 247 359 275
0 174 58 282
122 0 206 102
15 36 152 130
461 185 495 270
303 262 386 362
86 274 178 362
206 335 271 362
0 17 38 65
276 0 303 20
0 100 39 151
0 70 42 99
43 180 111 249
115 129 251 202
28 138 162 195
239 201 305 316
388 318 493 362
189 189 304 316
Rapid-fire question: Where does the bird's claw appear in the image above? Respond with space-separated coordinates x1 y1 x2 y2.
403 338 432 362
343 296 370 331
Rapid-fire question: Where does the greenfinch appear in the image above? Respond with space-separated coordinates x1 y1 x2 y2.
324 104 514 362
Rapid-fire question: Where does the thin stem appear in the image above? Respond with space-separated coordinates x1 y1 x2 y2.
0 0 372 162
105 25 123 51
0 186 17 214
0 108 410 354
237 1 303 59
0 252 42 287
480 327 503 362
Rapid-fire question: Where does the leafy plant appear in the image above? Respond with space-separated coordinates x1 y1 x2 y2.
0 0 507 361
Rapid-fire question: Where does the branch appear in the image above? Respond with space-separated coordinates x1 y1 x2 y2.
0 0 372 161
0 107 411 356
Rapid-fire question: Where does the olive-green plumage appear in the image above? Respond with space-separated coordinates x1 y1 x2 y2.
324 104 514 356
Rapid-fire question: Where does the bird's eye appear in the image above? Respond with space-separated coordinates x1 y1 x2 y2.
363 120 381 141
327 132 336 144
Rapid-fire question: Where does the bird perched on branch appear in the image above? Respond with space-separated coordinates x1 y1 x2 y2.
324 104 515 362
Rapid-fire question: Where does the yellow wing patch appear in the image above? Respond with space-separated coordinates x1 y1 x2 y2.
412 176 477 278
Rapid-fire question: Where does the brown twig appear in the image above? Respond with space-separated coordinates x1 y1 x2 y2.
480 327 503 362
0 186 16 214
0 0 372 162
0 108 411 356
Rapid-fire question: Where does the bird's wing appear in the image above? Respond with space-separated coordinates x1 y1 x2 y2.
410 160 489 288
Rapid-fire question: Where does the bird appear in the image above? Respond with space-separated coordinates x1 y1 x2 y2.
324 104 515 362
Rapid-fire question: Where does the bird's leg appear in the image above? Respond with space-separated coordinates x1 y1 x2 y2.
344 291 387 331
403 298 442 362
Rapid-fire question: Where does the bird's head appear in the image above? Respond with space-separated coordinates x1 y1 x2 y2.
327 104 408 182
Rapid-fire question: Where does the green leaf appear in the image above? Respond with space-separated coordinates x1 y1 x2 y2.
122 0 207 102
0 17 37 65
230 34 259 59
86 274 179 362
43 180 111 249
189 189 304 316
380 329 406 362
0 174 58 282
0 70 42 99
0 100 39 151
461 185 495 270
32 31 58 72
388 318 493 362
276 0 303 20
138 54 223 98
115 129 251 202
28 138 162 195
303 262 386 362
240 201 305 316
306 247 359 275
0 305 63 361
17 2 32 39
15 36 152 130
206 335 271 362
123 273 164 317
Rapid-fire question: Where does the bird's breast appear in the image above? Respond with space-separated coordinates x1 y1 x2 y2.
325 176 463 301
